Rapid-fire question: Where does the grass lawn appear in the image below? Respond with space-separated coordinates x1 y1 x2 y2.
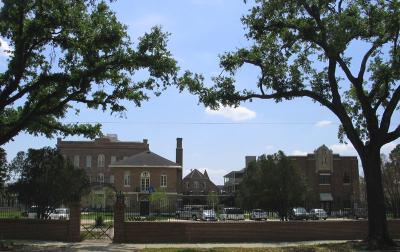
141 241 399 252
0 210 23 219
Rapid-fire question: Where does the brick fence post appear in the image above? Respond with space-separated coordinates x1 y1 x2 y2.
68 202 81 242
113 192 125 243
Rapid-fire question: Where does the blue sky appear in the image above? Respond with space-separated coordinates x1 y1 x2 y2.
1 0 399 185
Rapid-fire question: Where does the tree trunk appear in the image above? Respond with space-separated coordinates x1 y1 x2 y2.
362 147 394 247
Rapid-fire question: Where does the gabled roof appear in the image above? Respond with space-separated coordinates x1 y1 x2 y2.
109 151 181 168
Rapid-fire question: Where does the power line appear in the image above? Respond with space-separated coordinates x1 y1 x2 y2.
62 121 339 125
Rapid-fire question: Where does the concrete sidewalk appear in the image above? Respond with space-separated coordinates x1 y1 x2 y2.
6 240 352 251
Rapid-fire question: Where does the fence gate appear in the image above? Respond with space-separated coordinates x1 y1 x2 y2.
81 206 114 240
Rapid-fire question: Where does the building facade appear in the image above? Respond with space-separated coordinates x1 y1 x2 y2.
289 145 360 213
57 135 183 212
181 169 219 205
223 146 360 213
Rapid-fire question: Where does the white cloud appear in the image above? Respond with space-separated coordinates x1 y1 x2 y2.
205 105 256 122
329 143 355 155
315 120 333 127
292 150 308 156
0 37 12 57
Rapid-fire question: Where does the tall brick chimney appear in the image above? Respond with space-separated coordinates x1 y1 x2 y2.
245 156 257 167
176 138 183 166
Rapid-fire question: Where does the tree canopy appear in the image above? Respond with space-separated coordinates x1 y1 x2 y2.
0 0 178 145
179 0 399 246
237 151 309 220
9 147 89 219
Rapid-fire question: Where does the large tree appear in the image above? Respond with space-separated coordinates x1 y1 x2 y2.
180 0 400 247
237 152 309 220
0 0 178 145
9 147 89 219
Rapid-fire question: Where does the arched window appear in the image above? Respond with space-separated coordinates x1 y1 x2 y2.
194 181 199 189
141 171 150 192
98 154 105 167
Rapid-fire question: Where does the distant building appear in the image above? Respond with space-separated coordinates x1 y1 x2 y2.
57 135 183 213
223 146 360 213
223 156 256 193
289 145 359 213
182 169 219 205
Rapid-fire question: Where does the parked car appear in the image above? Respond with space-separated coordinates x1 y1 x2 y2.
48 208 69 220
175 205 204 220
201 209 217 221
250 209 267 220
309 208 328 220
26 206 53 219
219 207 245 221
288 207 309 220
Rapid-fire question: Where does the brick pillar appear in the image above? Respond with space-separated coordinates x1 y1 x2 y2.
68 202 81 242
114 192 125 243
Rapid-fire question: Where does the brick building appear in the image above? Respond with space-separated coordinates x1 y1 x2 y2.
57 135 183 211
289 145 360 212
181 169 219 205
224 145 360 213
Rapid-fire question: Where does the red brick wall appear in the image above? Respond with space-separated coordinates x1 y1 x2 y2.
120 220 400 243
0 219 70 241
0 203 81 242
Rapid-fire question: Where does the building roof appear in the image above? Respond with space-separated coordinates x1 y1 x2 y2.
109 151 181 168
183 169 210 180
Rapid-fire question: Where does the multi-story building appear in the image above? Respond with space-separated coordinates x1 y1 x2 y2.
57 135 183 212
289 145 359 212
223 146 360 213
223 156 256 193
181 169 219 205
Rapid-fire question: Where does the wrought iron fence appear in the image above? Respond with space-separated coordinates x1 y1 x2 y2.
122 199 400 222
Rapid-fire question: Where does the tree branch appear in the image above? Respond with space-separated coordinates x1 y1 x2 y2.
380 85 400 134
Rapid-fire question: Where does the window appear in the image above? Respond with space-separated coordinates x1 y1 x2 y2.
98 154 105 167
111 155 116 164
319 174 331 185
160 174 167 188
86 155 92 168
186 182 190 189
124 172 131 187
73 155 80 168
97 173 104 183
141 171 150 192
343 172 350 184
110 175 114 184
203 182 207 189
194 181 199 189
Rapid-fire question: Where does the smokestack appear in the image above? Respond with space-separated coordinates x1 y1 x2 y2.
176 138 183 166
245 156 257 167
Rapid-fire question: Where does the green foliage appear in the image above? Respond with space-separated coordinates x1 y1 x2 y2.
9 147 89 219
207 192 219 208
237 151 309 218
0 0 179 145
